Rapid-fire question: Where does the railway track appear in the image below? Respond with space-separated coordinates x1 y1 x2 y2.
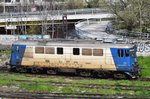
0 91 145 99
0 67 150 98
14 79 150 91
140 77 150 81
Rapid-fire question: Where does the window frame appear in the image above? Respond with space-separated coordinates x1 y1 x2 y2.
125 49 130 57
16 0 20 2
35 46 44 54
82 48 92 56
73 48 80 55
93 49 103 56
5 0 11 2
57 47 63 55
130 48 135 57
118 49 124 57
45 47 55 54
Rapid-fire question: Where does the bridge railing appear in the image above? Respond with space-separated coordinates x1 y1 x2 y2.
0 8 109 19
75 19 111 39
116 32 150 40
63 8 109 15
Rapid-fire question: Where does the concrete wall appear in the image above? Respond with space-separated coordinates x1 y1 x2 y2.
0 35 50 45
0 35 18 45
137 42 150 56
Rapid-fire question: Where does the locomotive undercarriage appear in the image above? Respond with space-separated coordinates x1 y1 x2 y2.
8 65 140 79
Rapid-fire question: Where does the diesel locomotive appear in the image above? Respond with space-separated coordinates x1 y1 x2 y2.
7 40 141 79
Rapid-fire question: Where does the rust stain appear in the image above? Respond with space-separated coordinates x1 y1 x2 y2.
21 56 116 70
23 52 33 58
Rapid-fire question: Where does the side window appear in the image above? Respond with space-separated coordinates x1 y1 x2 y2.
45 47 55 54
16 0 20 2
11 47 14 53
57 47 63 55
82 48 92 56
118 49 124 57
5 0 11 2
93 49 103 56
73 48 80 55
125 49 129 57
130 48 135 56
35 47 44 54
16 46 19 52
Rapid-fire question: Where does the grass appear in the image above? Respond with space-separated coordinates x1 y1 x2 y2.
0 72 150 97
138 56 150 77
0 49 150 97
5 48 11 58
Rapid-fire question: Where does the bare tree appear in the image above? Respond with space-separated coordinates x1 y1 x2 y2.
64 0 85 9
104 0 150 31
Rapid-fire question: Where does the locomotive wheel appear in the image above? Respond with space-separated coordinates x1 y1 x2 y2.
31 68 39 74
19 67 27 73
9 66 17 72
97 72 105 78
16 67 26 73
114 73 126 79
91 71 97 78
78 70 91 77
46 69 57 75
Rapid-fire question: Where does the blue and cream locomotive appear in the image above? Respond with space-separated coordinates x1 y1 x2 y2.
8 40 140 79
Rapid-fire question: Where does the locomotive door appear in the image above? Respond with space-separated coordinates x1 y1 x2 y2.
110 48 129 70
105 48 114 65
10 45 26 65
64 47 71 66
116 49 129 67
64 47 71 60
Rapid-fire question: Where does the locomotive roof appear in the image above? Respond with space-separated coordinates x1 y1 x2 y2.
12 40 135 48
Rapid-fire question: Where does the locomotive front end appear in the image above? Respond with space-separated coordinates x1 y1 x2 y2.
111 44 141 79
129 45 141 78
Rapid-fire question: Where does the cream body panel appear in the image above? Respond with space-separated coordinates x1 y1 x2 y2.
21 46 116 71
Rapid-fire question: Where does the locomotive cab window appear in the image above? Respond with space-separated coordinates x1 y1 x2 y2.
11 47 14 53
35 47 44 54
125 49 130 57
82 48 92 56
16 46 19 52
57 47 63 55
93 49 103 56
5 0 11 2
16 0 20 2
130 48 135 56
73 48 80 55
118 49 124 57
45 47 55 54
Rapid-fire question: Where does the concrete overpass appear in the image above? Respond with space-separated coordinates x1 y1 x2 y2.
0 8 114 27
